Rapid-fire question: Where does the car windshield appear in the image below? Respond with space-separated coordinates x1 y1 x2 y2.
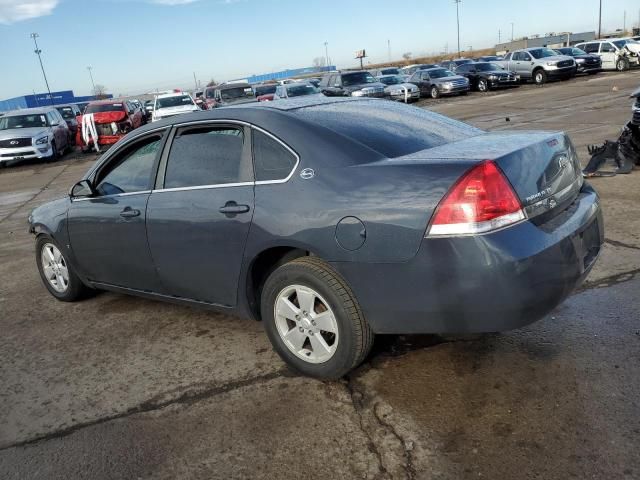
378 76 403 85
86 103 125 113
474 63 502 71
342 72 376 86
205 89 216 99
0 114 48 129
529 48 558 59
286 84 320 97
564 48 586 56
56 107 76 119
613 39 639 48
428 69 454 78
254 85 277 96
221 86 255 101
156 95 194 109
380 68 399 75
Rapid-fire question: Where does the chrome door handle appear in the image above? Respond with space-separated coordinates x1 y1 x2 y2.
120 207 140 218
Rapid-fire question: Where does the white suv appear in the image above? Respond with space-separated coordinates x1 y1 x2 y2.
0 107 70 166
576 39 640 71
152 92 200 122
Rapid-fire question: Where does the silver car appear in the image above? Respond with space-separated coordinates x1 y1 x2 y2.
376 74 420 102
497 47 576 85
273 82 324 100
0 107 70 166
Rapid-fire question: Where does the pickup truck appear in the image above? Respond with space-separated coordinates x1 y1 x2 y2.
497 47 576 85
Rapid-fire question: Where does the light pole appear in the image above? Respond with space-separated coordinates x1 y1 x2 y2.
598 0 602 38
454 0 461 58
30 33 53 105
511 22 515 41
87 66 96 95
324 41 329 69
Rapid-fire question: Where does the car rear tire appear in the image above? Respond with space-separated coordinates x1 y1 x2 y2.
261 256 374 379
616 58 629 72
36 235 91 302
478 79 488 92
533 69 547 85
430 86 440 99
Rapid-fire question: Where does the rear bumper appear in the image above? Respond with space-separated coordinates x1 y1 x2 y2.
331 184 603 334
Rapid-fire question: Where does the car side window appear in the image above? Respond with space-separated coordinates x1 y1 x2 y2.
600 43 615 53
163 125 250 189
95 134 164 196
457 65 469 73
252 129 297 182
503 52 512 60
583 43 598 53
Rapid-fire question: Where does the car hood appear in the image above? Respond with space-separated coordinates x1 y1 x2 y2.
0 127 48 140
432 75 467 83
385 83 418 91
623 43 640 54
542 55 574 63
343 82 386 92
155 105 199 116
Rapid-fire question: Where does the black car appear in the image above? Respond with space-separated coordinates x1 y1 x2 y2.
319 71 385 98
456 62 521 92
55 104 82 144
555 47 602 75
441 58 474 71
28 97 603 379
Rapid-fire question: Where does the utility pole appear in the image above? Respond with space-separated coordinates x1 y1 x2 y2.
30 33 53 105
193 71 198 91
387 39 391 62
87 66 96 95
623 10 626 34
598 0 602 38
324 41 329 69
454 0 461 58
511 22 514 41
498 29 501 43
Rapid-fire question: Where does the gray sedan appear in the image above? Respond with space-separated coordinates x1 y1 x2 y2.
28 97 602 379
376 74 420 102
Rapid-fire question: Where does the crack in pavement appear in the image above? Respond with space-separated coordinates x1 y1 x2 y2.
580 267 640 291
0 163 71 224
0 369 288 452
373 402 417 480
604 238 640 251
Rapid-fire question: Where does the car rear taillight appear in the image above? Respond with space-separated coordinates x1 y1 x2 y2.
427 160 526 236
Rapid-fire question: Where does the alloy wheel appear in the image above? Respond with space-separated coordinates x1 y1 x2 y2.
274 284 339 364
41 243 69 293
478 79 488 92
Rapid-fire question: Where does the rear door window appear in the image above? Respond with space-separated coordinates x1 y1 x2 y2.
163 125 251 189
583 43 599 54
252 130 297 182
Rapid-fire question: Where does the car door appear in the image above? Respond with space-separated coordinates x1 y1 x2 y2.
145 122 254 306
512 52 529 78
456 64 475 87
67 130 167 291
599 42 617 69
48 111 66 150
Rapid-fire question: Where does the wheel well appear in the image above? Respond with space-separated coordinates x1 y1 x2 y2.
246 247 308 321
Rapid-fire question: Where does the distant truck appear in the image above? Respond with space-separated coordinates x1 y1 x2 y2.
497 47 576 85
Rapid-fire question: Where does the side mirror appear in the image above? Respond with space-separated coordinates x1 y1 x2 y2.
70 179 95 198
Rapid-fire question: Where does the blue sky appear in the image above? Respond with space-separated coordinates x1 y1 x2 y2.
1 0 638 97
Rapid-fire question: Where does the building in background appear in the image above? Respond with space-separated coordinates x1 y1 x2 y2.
229 65 336 84
0 90 113 112
496 31 596 55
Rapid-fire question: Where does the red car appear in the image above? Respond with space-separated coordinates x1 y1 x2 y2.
76 99 143 150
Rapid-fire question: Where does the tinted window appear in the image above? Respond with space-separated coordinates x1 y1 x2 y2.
600 43 616 53
164 126 249 188
503 52 512 60
294 101 482 158
156 95 194 109
96 135 162 196
0 114 48 129
582 43 599 54
253 130 297 181
57 107 76 119
456 64 471 73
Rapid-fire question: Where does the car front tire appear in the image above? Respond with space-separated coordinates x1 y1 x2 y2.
478 79 488 92
616 58 629 71
261 256 374 379
430 86 440 99
533 69 547 85
36 235 90 302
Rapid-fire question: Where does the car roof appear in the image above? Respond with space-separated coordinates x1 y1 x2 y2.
88 99 126 105
3 107 58 117
157 92 190 99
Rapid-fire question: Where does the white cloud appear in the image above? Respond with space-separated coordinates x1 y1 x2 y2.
0 0 59 24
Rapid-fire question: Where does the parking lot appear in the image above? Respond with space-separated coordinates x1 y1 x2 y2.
1 71 639 479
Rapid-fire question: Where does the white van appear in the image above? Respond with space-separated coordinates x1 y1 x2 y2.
575 39 640 71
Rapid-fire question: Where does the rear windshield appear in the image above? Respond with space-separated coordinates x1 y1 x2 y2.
286 84 320 97
380 68 400 75
156 95 194 109
221 86 255 101
294 100 482 158
86 103 125 113
254 85 277 96
56 107 76 119
342 72 376 86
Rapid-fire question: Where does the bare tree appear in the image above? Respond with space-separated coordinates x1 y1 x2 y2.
312 57 326 68
402 52 412 60
206 78 217 87
93 84 108 99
